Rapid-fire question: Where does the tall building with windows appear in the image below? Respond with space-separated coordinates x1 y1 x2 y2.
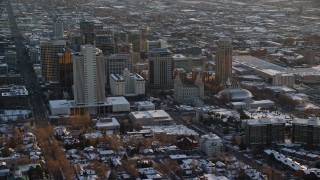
200 133 223 156
148 48 173 89
40 40 66 83
109 68 145 96
106 54 132 85
80 21 95 45
57 47 73 92
53 20 64 39
245 118 285 149
292 117 320 148
215 38 232 85
95 33 114 55
73 45 106 106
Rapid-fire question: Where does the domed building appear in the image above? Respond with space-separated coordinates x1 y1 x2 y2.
217 88 253 102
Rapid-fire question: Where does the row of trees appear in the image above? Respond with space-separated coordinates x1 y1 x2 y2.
34 127 75 179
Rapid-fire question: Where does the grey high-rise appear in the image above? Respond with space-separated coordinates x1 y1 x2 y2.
80 21 95 45
215 38 232 85
73 45 106 106
148 48 173 89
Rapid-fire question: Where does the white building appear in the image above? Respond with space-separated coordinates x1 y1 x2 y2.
129 110 173 127
273 73 295 88
110 69 145 96
106 96 130 112
200 133 223 156
95 117 120 130
49 100 71 116
106 54 133 85
174 71 204 106
73 45 106 112
230 99 275 110
135 101 155 111
49 96 130 116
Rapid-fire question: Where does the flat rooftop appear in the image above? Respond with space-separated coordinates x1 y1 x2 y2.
144 125 199 136
130 110 171 119
106 96 130 105
234 56 320 75
49 100 70 109
135 101 155 107
246 118 285 125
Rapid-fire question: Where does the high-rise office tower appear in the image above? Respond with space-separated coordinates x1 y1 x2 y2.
57 47 73 92
95 33 114 55
40 40 66 82
80 21 95 45
53 20 64 39
215 38 232 85
106 54 133 85
148 48 173 88
73 45 106 106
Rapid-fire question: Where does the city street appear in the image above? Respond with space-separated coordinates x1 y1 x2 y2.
5 0 47 123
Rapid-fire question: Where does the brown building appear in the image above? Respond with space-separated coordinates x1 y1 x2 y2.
245 118 285 149
215 38 232 85
177 135 199 150
292 118 320 149
40 40 66 83
58 47 73 93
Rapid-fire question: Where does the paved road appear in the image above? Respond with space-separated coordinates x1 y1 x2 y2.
5 0 47 123
5 0 61 179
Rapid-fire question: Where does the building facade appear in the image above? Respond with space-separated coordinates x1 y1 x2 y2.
273 73 295 88
80 21 95 45
304 50 316 65
145 39 167 52
173 54 205 72
129 110 173 127
110 68 145 96
200 133 224 156
4 51 17 70
0 62 8 75
174 70 204 106
245 118 285 149
73 45 106 107
215 38 232 85
40 40 66 83
53 21 64 39
148 48 173 89
106 54 133 85
135 101 155 111
57 47 73 93
292 118 320 148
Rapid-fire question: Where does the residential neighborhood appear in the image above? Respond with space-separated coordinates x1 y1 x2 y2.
0 0 320 179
